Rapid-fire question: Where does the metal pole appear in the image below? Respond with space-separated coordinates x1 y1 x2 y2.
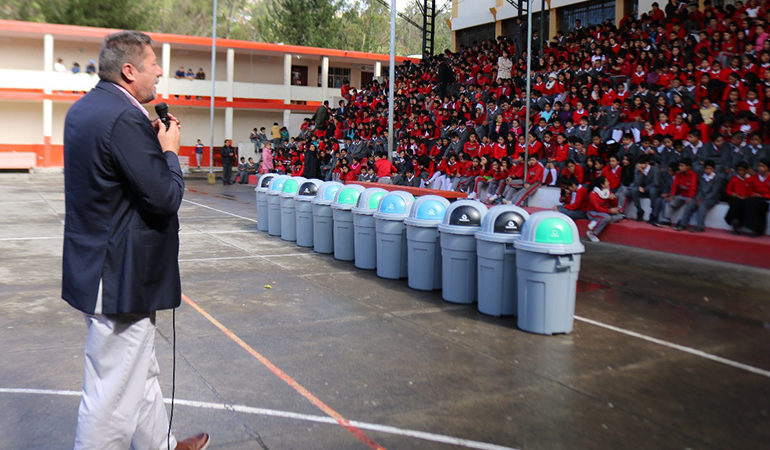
387 0 396 161
524 0 532 169
540 0 545 53
207 0 218 184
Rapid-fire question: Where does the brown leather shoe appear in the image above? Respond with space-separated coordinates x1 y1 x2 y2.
175 432 210 450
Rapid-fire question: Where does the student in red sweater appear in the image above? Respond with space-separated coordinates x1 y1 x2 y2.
585 176 624 242
743 158 770 235
724 161 753 232
373 151 397 183
657 158 698 228
554 176 588 220
504 155 543 206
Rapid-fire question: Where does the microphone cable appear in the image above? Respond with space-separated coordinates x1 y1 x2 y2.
167 307 176 450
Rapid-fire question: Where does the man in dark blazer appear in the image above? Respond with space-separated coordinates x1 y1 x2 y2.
62 31 208 450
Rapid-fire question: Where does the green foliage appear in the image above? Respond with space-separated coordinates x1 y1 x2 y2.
258 0 343 48
39 0 153 30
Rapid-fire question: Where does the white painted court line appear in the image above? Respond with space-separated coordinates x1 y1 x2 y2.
179 253 311 263
0 230 254 242
574 315 770 379
0 236 61 241
0 388 517 450
182 199 258 223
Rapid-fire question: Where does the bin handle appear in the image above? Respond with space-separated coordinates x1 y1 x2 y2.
555 255 573 271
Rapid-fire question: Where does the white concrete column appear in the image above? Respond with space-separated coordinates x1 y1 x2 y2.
283 109 290 128
43 34 54 94
226 48 234 101
43 99 53 139
225 107 233 140
283 54 292 105
161 43 171 99
375 61 382 78
321 56 329 102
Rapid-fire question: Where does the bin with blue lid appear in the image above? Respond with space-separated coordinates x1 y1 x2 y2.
256 173 278 232
475 205 530 316
331 184 365 261
279 176 306 242
295 179 323 247
514 211 585 334
267 175 289 236
311 181 343 254
351 188 387 270
438 200 488 304
373 191 415 279
404 195 450 291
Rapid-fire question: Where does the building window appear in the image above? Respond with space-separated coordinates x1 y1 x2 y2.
317 66 351 88
456 23 496 49
560 0 615 32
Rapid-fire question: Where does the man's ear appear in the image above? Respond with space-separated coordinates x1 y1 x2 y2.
121 63 137 83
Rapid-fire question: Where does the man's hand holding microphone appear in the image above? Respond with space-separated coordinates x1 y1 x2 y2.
154 102 181 155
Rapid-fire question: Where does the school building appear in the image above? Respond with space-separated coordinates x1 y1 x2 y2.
0 20 408 168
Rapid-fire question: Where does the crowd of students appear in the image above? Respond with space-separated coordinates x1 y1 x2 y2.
252 0 770 240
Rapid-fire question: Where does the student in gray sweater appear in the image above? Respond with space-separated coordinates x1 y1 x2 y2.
675 160 723 232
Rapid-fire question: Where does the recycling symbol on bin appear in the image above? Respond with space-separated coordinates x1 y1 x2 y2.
302 187 309 194
459 214 470 222
550 228 561 239
386 202 395 211
426 208 436 216
506 220 518 231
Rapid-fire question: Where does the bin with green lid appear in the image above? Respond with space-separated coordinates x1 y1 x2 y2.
311 181 343 254
279 176 306 242
405 195 450 291
295 179 323 247
438 200 488 304
267 175 290 236
475 205 529 316
331 184 365 261
351 187 387 270
256 173 278 232
373 191 415 279
514 211 585 334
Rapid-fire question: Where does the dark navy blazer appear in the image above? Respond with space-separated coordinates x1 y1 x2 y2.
62 81 185 314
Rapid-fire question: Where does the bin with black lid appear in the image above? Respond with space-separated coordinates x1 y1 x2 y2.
373 191 415 279
295 179 323 247
475 205 530 316
331 184 365 261
279 176 306 242
256 173 277 232
311 181 343 254
351 188 387 270
438 200 488 304
404 195 450 291
514 211 585 334
267 175 289 236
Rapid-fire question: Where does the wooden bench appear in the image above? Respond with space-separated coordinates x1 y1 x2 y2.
348 181 468 200
0 152 37 172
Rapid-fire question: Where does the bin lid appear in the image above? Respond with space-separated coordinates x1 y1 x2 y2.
373 191 415 220
404 195 450 227
256 173 278 192
311 181 344 205
295 179 323 202
279 176 307 198
268 175 290 194
437 200 488 235
514 211 585 254
332 184 365 210
351 187 387 215
475 205 530 243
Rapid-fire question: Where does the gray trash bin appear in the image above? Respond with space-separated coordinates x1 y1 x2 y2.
267 175 289 236
295 179 323 248
311 181 343 254
279 176 306 242
351 188 387 270
373 191 415 279
514 211 585 335
256 173 278 232
476 205 530 316
405 195 450 291
332 184 365 261
438 200 488 304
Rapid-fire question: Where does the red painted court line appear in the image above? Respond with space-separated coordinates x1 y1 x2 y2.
181 293 385 449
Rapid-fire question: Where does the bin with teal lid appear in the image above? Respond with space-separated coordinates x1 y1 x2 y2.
514 211 585 335
267 175 289 236
351 188 387 270
279 177 306 242
311 181 343 254
475 205 530 316
404 195 450 291
437 200 488 304
295 179 323 247
256 173 278 232
331 184 365 261
373 191 415 279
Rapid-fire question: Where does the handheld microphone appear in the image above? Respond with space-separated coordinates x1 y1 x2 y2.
155 102 170 131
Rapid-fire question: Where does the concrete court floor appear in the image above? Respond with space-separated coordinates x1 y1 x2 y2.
0 172 769 450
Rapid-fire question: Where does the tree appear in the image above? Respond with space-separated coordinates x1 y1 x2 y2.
258 0 343 48
38 0 153 30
